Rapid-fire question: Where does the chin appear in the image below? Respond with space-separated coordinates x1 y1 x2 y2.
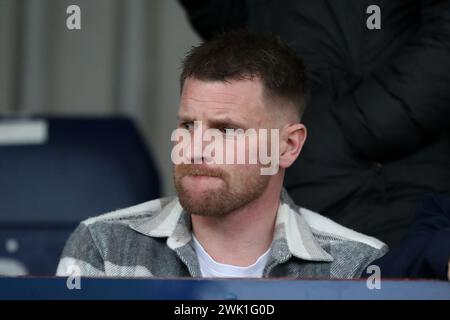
183 184 218 199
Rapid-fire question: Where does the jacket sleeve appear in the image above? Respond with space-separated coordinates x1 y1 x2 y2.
56 223 106 277
332 0 450 160
178 0 248 40
363 194 450 280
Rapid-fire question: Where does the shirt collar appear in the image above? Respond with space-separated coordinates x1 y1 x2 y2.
275 189 333 262
128 189 333 262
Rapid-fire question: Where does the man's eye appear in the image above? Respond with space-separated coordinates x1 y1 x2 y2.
180 122 194 130
219 127 241 136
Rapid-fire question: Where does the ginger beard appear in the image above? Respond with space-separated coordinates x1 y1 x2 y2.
174 163 270 217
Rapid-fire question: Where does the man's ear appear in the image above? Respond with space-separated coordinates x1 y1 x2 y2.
279 123 307 169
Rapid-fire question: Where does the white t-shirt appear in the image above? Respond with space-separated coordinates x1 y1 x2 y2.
192 235 271 278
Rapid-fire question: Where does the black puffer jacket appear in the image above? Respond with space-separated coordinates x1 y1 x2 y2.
179 0 450 246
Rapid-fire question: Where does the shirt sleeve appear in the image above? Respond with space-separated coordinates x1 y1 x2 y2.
363 194 450 280
56 223 106 277
423 228 450 279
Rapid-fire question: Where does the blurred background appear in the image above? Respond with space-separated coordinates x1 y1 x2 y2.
0 0 200 275
0 0 200 196
1 0 449 278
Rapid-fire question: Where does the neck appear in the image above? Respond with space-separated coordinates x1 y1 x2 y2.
191 174 283 267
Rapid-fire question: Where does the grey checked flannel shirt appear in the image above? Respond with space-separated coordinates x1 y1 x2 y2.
56 189 388 278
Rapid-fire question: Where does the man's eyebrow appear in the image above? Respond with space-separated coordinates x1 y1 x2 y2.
208 117 247 129
176 115 247 128
176 114 194 121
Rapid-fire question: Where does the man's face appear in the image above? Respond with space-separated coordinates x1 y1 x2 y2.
173 77 275 217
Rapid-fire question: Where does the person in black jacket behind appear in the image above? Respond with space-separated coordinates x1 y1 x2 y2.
179 0 450 247
365 193 450 280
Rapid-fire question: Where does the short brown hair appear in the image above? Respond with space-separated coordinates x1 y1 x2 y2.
180 31 309 118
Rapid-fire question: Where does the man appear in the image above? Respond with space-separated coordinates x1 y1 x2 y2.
56 32 387 278
179 0 450 247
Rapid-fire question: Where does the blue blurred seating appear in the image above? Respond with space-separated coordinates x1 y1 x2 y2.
0 278 449 300
0 116 161 275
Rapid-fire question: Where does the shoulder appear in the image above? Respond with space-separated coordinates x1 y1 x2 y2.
73 196 177 250
81 196 175 227
300 207 388 278
58 196 177 276
300 207 386 250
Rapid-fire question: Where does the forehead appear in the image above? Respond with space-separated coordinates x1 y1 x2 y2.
179 78 268 122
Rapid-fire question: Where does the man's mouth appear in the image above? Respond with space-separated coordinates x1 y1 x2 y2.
188 173 221 177
184 174 222 180
177 164 224 177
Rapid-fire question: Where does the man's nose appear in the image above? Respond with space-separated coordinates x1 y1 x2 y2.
189 123 224 165
189 122 205 164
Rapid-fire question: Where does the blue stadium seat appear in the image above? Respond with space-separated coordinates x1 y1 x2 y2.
0 116 161 275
